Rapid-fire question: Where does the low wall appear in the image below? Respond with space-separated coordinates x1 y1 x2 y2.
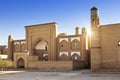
28 56 38 61
28 61 73 71
73 61 85 70
98 62 120 72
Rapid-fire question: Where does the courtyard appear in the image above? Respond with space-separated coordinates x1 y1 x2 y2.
0 69 120 80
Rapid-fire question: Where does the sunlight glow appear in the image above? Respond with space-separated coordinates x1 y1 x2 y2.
0 71 25 74
87 29 91 35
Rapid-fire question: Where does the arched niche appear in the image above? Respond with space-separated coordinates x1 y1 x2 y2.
21 43 26 51
17 58 25 68
14 44 20 52
33 38 48 60
72 53 80 61
59 40 69 51
35 40 48 50
60 53 68 61
71 39 80 50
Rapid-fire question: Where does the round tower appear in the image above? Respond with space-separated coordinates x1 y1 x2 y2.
91 6 100 29
82 27 87 35
75 27 79 35
90 6 101 72
8 35 13 60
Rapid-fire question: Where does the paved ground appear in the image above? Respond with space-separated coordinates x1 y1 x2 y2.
0 69 120 80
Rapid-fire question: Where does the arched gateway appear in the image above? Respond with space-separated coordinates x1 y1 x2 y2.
17 58 25 68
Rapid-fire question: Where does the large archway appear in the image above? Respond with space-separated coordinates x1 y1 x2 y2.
33 39 48 60
17 58 25 68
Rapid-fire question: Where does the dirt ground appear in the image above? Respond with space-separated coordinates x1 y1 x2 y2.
0 69 120 80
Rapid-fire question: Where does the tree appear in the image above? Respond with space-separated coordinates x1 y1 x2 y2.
0 59 13 71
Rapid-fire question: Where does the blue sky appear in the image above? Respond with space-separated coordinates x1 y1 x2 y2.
0 0 120 45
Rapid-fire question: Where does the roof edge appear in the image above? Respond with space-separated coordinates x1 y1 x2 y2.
100 23 120 27
25 22 57 27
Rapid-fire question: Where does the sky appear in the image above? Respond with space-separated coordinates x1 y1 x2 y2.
0 0 120 45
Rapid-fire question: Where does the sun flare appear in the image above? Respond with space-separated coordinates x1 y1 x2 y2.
87 29 91 35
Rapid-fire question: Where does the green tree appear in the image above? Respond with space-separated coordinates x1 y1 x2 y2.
0 59 13 71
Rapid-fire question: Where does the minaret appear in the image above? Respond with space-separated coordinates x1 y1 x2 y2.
91 6 100 47
90 6 101 72
8 35 13 60
75 27 79 35
91 6 100 29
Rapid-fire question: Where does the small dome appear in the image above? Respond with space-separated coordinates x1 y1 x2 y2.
76 26 79 29
58 33 67 37
91 6 98 10
82 27 87 34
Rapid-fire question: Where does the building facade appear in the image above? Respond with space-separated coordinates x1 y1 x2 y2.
90 7 120 72
7 22 89 71
1 7 120 72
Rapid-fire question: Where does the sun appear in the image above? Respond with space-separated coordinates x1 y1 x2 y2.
87 29 91 35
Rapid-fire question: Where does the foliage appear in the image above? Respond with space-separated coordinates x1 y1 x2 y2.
0 59 13 71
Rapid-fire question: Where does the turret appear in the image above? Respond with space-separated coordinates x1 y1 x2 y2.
82 27 87 35
90 6 100 47
91 6 100 29
75 27 80 35
8 35 13 60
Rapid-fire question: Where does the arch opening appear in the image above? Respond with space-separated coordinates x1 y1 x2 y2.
72 53 80 61
17 58 25 68
33 39 48 60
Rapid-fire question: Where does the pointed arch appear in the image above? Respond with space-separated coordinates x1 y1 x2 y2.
71 39 80 50
14 44 20 52
72 53 80 61
32 37 48 49
21 43 26 51
60 53 68 61
61 53 68 57
59 40 69 51
17 58 24 68
35 40 47 50
32 37 48 60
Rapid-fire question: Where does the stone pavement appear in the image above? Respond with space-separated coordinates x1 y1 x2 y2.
0 69 120 80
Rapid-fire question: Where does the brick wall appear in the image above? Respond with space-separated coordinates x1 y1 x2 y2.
28 61 73 71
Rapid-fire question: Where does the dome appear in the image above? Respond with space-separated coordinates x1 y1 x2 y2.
58 33 67 37
91 6 98 10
